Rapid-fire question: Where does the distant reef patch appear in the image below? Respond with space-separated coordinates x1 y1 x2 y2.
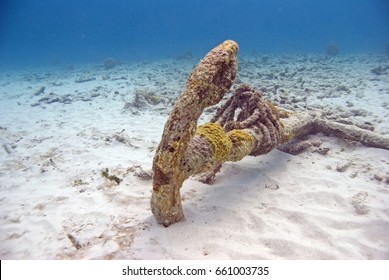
103 57 121 70
325 41 339 57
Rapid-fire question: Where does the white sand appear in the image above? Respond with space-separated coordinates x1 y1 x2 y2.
0 54 388 259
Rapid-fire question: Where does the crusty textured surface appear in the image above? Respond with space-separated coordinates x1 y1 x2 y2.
151 40 239 226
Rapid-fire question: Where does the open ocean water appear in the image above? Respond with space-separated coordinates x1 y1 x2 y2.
0 0 388 68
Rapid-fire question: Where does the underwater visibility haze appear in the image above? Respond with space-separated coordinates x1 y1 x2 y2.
1 0 389 261
0 0 388 68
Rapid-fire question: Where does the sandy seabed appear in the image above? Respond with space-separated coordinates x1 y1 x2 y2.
0 53 388 259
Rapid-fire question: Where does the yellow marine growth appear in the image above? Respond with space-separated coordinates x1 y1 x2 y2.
226 129 254 162
195 123 232 163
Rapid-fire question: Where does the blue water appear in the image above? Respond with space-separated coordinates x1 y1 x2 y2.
1 0 388 68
